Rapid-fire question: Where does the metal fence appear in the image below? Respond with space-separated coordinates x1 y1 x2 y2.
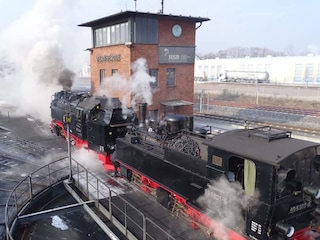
5 157 70 240
72 161 176 240
5 157 176 240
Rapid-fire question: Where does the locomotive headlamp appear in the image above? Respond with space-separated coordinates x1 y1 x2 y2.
304 186 320 199
275 222 295 238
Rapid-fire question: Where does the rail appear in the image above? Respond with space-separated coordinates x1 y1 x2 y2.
5 157 176 240
0 134 50 157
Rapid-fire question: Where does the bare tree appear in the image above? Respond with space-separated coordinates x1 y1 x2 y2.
284 44 296 56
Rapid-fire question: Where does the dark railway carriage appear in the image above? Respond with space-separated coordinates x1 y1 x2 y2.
114 126 320 240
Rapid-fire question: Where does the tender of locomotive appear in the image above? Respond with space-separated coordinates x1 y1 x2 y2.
113 110 320 239
50 90 131 169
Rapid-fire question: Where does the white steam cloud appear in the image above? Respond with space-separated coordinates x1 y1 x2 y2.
72 148 105 173
0 0 80 123
98 58 156 111
197 177 252 240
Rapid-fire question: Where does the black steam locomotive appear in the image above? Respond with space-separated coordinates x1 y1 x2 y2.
50 90 131 169
50 90 320 239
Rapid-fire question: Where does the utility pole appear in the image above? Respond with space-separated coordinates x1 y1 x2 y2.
63 113 73 183
161 0 164 13
255 78 259 105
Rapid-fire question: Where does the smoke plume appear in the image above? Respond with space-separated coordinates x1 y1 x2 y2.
58 68 76 90
197 177 251 240
98 58 156 112
0 0 78 122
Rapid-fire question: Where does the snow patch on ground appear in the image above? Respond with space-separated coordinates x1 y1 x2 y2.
51 215 69 231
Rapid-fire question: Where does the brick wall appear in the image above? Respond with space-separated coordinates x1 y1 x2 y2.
90 18 196 117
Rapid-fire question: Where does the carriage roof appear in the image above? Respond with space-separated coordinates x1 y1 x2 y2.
204 127 320 166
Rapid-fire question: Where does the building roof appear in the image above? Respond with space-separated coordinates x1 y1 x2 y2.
204 127 319 166
79 11 210 27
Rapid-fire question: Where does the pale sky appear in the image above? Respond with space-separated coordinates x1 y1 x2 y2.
0 0 319 68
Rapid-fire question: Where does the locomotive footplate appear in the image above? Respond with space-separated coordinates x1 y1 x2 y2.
99 190 210 240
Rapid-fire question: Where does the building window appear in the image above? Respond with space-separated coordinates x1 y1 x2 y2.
216 65 222 78
94 22 130 47
256 64 262 72
149 69 158 87
203 66 208 81
294 64 302 82
247 64 253 71
111 69 118 75
265 64 271 76
134 17 158 44
166 68 175 86
317 64 320 83
240 64 245 71
148 109 158 120
99 69 105 84
210 66 215 79
305 64 314 83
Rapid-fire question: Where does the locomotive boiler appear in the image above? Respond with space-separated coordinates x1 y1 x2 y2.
112 105 320 239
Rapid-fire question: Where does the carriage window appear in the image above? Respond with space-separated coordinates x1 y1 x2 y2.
244 159 256 196
212 155 223 167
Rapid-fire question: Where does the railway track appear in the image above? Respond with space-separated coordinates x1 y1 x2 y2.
207 100 320 117
194 112 320 138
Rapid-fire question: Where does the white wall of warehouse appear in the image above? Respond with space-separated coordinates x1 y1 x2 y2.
194 55 320 84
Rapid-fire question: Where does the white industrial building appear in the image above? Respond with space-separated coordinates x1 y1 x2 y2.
194 55 320 84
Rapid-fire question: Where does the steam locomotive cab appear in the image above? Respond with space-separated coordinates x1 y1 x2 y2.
87 105 128 155
205 127 320 239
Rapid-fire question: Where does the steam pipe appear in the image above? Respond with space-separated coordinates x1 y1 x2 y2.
138 103 147 127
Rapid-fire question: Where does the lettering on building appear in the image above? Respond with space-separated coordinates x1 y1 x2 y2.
168 55 180 60
96 54 121 62
159 46 195 64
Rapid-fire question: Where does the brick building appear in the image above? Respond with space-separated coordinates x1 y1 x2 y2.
79 11 209 119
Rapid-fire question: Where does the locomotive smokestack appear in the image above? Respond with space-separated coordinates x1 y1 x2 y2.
138 102 147 127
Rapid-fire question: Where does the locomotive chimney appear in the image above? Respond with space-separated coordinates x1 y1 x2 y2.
138 103 147 127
